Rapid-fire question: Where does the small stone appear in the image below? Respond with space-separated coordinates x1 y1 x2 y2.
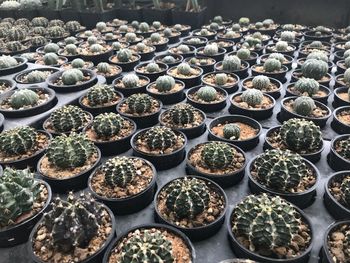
331 232 345 241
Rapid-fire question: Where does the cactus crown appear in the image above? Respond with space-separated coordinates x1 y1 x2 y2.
223 123 240 140
43 52 59 65
197 86 218 102
44 43 59 53
237 48 251 60
162 55 176 64
340 177 350 207
144 126 177 151
252 75 271 90
177 44 190 53
9 88 39 109
50 105 87 133
102 156 136 188
61 68 84 85
155 75 176 92
47 26 66 38
275 41 289 52
126 93 154 114
201 142 234 169
268 53 285 63
222 55 241 71
26 70 46 83
92 113 124 138
344 68 350 85
306 51 328 62
292 96 316 116
263 58 282 72
168 103 196 126
122 74 140 89
145 62 160 73
203 43 219 56
294 78 320 96
241 89 264 106
0 126 37 155
150 32 161 43
301 58 328 80
280 31 296 42
86 84 116 106
71 58 85 68
0 55 18 69
96 62 111 73
117 48 132 62
30 36 48 47
336 136 350 160
215 73 228 86
139 22 150 33
176 63 192 75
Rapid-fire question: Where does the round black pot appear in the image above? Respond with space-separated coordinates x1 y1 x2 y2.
154 53 183 67
291 70 332 87
264 43 296 57
324 172 350 220
196 46 226 62
151 39 169 52
134 62 168 82
102 223 195 263
333 87 350 108
208 115 262 151
201 71 240 94
0 180 51 248
334 74 347 89
29 201 116 263
46 69 98 93
0 130 51 169
333 50 345 63
192 29 217 41
154 175 227 241
229 92 276 120
251 64 288 83
214 60 250 79
186 85 228 112
146 80 185 105
88 157 157 214
0 57 27 76
328 134 350 171
93 67 122 85
296 58 334 74
0 113 4 132
259 53 293 70
37 147 101 193
167 33 181 44
138 47 156 61
112 74 150 97
285 82 330 105
14 67 60 86
331 106 350 134
184 56 216 74
109 53 141 72
0 78 16 95
168 45 196 58
241 76 282 99
303 30 333 42
278 97 331 128
167 65 203 88
186 142 246 188
227 50 258 66
131 128 187 170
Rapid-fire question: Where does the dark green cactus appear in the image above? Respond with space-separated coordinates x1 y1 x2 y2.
32 17 48 27
337 136 350 159
237 48 251 60
145 126 177 151
168 103 195 126
86 84 116 107
50 105 88 133
9 89 39 109
293 96 316 116
223 123 240 140
0 126 37 155
102 156 136 187
30 36 48 47
126 93 153 114
197 86 217 102
201 142 234 169
92 113 124 138
241 89 264 106
47 26 66 38
6 41 25 52
340 177 350 207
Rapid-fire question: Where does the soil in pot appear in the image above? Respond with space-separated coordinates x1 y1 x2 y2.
210 121 259 141
335 108 350 126
202 72 239 90
283 98 329 119
60 60 94 70
242 76 280 93
328 174 350 214
80 85 122 110
117 94 161 118
0 79 15 95
15 68 58 84
325 222 350 263
187 86 227 105
232 92 274 111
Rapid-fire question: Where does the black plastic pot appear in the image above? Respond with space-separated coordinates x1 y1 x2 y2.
168 44 196 59
109 53 141 72
324 172 350 220
201 71 240 94
154 53 183 67
303 30 333 42
208 39 235 52
333 87 350 108
88 157 157 214
172 7 207 29
0 86 57 118
334 50 344 63
241 76 282 99
0 180 51 248
134 62 168 82
208 115 262 151
0 57 27 76
186 85 228 112
131 128 187 170
228 50 259 66
80 47 114 65
296 58 334 74
331 106 350 134
214 60 250 79
196 46 226 62
166 32 181 44
285 82 330 105
113 74 150 97
251 64 288 83
182 36 208 48
167 64 203 88
138 47 156 61
154 175 227 240
334 74 347 89
0 78 16 95
146 79 185 105
184 56 216 74
259 53 293 70
14 67 59 86
264 43 296 57
37 147 101 193
328 134 350 171
291 70 332 87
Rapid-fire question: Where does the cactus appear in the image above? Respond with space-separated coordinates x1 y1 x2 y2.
43 43 59 54
215 73 228 86
32 26 46 36
252 75 271 90
10 89 39 109
239 17 250 26
89 44 103 53
0 55 18 69
7 27 26 41
50 105 88 133
186 38 202 45
96 22 107 32
162 55 176 64
0 1 21 10
263 58 282 72
42 192 103 252
30 36 48 47
268 53 285 63
306 51 328 62
152 21 161 29
0 126 37 155
150 32 161 43
294 78 320 96
87 36 98 45
92 113 124 138
177 44 190 53
26 70 46 83
237 48 251 60
61 69 84 85
275 41 289 52
145 62 160 73
168 103 195 126
203 43 219 56
213 15 223 24
117 48 132 62
71 58 85 69
201 142 234 169
65 44 78 55
197 86 217 102
344 68 350 85
336 136 350 159
255 22 263 29
47 26 66 38
293 96 316 116
241 89 264 106
64 36 78 45
224 30 237 38
163 28 172 38
102 156 136 187
122 74 140 89
177 63 192 75
139 22 150 33
32 17 48 27
96 62 111 74
155 75 175 92
5 41 24 52
280 31 296 42
65 21 82 34
126 93 153 114
223 123 240 140
43 53 59 65
48 19 65 28
340 177 350 206
144 126 177 151
136 43 146 52
0 167 41 227
301 58 328 80
345 57 350 69
112 41 122 51
222 55 241 71
199 28 210 36
280 118 322 152
86 84 116 107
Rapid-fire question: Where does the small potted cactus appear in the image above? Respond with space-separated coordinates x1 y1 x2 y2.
265 40 296 56
241 75 282 99
46 68 98 92
143 32 169 52
292 58 332 86
0 168 51 247
171 24 191 36
201 71 240 94
196 43 226 62
337 57 350 74
57 43 79 61
279 96 331 127
14 67 59 85
259 52 293 70
202 21 226 33
334 67 350 88
208 115 262 151
333 76 350 108
29 36 50 52
0 126 51 169
35 52 67 67
88 156 156 214
131 126 187 170
217 29 242 43
250 19 279 36
146 75 185 105
92 62 122 84
135 22 156 38
168 44 196 58
102 224 195 263
328 134 350 171
79 84 123 115
159 103 206 139
78 42 114 65
119 32 144 45
229 48 259 66
28 192 116 262
60 58 94 71
303 26 333 42
229 89 276 120
0 55 27 76
182 36 208 48
273 30 301 47
167 62 203 88
192 28 217 41
0 86 57 117
298 40 331 58
184 56 216 74
324 172 350 219
45 25 69 42
331 106 350 134
134 61 168 82
186 141 246 187
228 194 313 262
251 57 289 83
161 27 181 44
43 105 93 136
214 55 249 78
129 42 156 61
109 48 141 71
37 133 101 192
186 85 228 112
113 73 150 97
117 93 162 128
296 50 332 73
154 53 183 67
0 41 30 56
84 112 136 155
155 176 227 240
209 39 235 52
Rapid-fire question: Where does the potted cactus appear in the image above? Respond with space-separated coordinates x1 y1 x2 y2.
259 52 293 70
167 62 203 88
29 36 50 52
113 73 150 97
0 79 15 96
35 52 67 67
146 75 185 104
265 40 296 56
79 84 123 115
155 176 227 240
117 93 162 128
84 112 136 155
159 103 206 138
88 156 157 214
57 43 80 61
154 53 184 67
60 58 94 71
217 29 242 43
214 55 249 79
131 126 187 170
279 96 331 127
134 22 157 38
182 36 208 48
303 26 333 42
273 30 301 47
196 43 226 62
292 58 332 86
228 194 313 262
337 57 350 74
162 27 181 44
37 42 60 55
78 42 113 65
331 106 350 134
119 32 144 45
229 48 258 66
296 50 332 73
183 55 216 74
333 86 350 109
109 48 141 71
329 134 350 171
186 141 246 187
168 44 196 58
241 75 282 99
334 67 350 89
171 23 192 36
192 28 217 41
29 192 116 262
208 115 262 151
0 41 31 56
129 42 156 61
92 62 121 84
43 105 93 136
250 19 279 36
0 55 27 76
143 32 169 52
14 68 59 85
251 57 288 83
134 61 168 82
209 39 235 53
202 21 225 33
229 89 276 120
0 168 51 247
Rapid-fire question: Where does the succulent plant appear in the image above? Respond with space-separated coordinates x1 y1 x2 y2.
280 31 296 42
65 21 82 34
122 74 140 89
89 43 103 53
117 48 132 63
7 27 26 41
92 113 124 138
197 86 217 102
144 126 177 151
268 53 285 63
61 69 84 85
263 58 282 72
275 41 289 52
32 17 48 27
294 78 320 96
47 26 66 38
336 136 350 159
239 17 250 26
162 55 176 64
155 75 175 92
139 22 150 33
87 36 98 45
86 84 116 106
64 36 77 45
163 28 172 38
345 57 350 69
30 36 48 47
222 55 241 71
224 30 237 38
0 126 37 155
237 48 251 60
177 44 190 53
152 21 161 29
177 63 192 76
340 177 350 206
241 89 264 106
26 70 46 83
65 44 78 55
48 19 65 28
252 75 271 90
301 58 328 80
96 62 111 74
0 55 18 69
203 43 219 56
306 51 328 62
112 41 122 51
168 103 195 126
50 105 88 133
43 52 59 65
215 73 228 86
9 88 39 109
102 156 136 187
96 22 106 32
5 41 24 52
145 62 160 73
199 28 210 36
71 58 85 68
150 32 161 43
136 42 146 52
44 43 59 53
223 123 240 140
0 1 21 10
293 96 316 116
344 68 350 85
201 142 234 169
126 93 153 114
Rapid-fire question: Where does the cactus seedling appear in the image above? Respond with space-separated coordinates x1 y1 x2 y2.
197 86 217 102
237 48 251 60
9 89 39 109
215 73 229 86
293 96 316 116
301 59 328 80
117 48 132 63
126 93 153 114
144 126 177 151
155 75 176 92
336 136 350 160
102 156 137 187
71 58 85 69
263 58 282 72
203 43 219 56
176 63 192 76
222 55 241 71
241 89 264 106
168 103 195 126
223 123 240 140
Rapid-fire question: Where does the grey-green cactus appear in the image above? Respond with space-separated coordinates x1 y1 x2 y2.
139 22 150 33
252 75 271 90
268 53 285 64
239 17 250 27
7 27 26 41
0 126 37 155
215 73 229 86
43 53 59 65
222 55 241 71
30 36 48 47
9 89 39 109
201 142 234 169
47 26 66 38
26 70 46 83
280 31 296 42
263 58 282 72
71 58 85 69
65 44 78 55
126 93 153 114
237 48 251 60
122 74 140 89
50 105 88 133
203 43 219 56
44 43 60 53
275 41 289 52
301 59 328 80
177 44 191 53
96 22 107 32
306 51 328 62
32 17 48 27
65 21 82 34
155 75 175 92
294 78 320 96
5 41 24 52
117 48 132 62
92 113 124 138
0 55 18 69
61 69 84 85
86 84 116 107
162 55 176 64
150 32 162 43
177 63 192 75
241 89 264 106
336 136 350 159
145 62 160 73
145 126 177 151
293 96 316 116
168 103 195 126
344 68 350 85
96 62 112 74
197 86 217 102
223 123 240 140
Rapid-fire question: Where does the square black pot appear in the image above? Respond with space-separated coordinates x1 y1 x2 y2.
115 7 142 22
15 10 38 19
171 7 207 29
60 9 81 22
142 7 172 25
38 9 61 20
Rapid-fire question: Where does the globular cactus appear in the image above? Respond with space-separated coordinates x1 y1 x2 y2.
336 136 350 159
223 123 240 140
102 156 136 187
222 55 241 71
118 25 128 33
201 141 234 169
92 113 124 138
50 105 88 133
112 42 122 51
293 96 316 116
0 126 37 155
44 43 59 53
280 118 322 152
65 44 78 55
145 126 177 151
203 43 219 56
294 78 320 96
43 53 59 65
126 93 153 114
26 70 46 83
280 31 296 42
197 86 217 102
252 75 271 90
71 58 85 69
345 57 350 69
168 103 195 126
5 41 24 52
32 26 47 36
86 84 116 106
263 18 274 27
164 177 210 219
275 41 289 52
122 74 140 89
0 167 40 227
215 73 228 86
125 32 137 43
96 62 112 74
177 44 190 53
0 55 18 69
61 69 84 85
48 19 65 28
47 26 66 38
301 58 328 80
9 89 39 109
32 17 48 27
136 42 146 52
87 36 98 45
224 30 237 38
0 27 9 38
231 24 241 32
239 17 250 26
30 36 48 47
7 27 26 41
199 28 210 36
263 58 282 72
89 44 103 53
340 177 350 207
176 63 192 76
237 48 251 60
268 53 285 64
131 21 139 29
306 51 328 62
65 21 82 33
152 21 161 30
213 15 223 24
344 68 350 85
162 55 176 64
145 62 160 73
209 22 220 31
64 36 78 45
42 192 103 252
96 22 107 32
255 22 263 29
186 38 202 45
163 28 172 38
0 1 21 10
241 89 264 106
117 48 132 62
155 75 175 92
139 22 150 33
150 32 161 43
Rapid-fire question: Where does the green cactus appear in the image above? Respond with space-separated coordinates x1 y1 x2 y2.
139 22 150 33
26 70 46 83
215 73 228 86
61 69 84 85
126 93 153 114
64 36 78 45
44 43 60 53
199 28 210 36
203 43 219 56
294 78 320 96
222 55 241 71
30 36 48 47
96 22 107 32
152 21 161 29
150 32 161 43
280 31 295 42
163 28 172 38
177 44 191 53
0 55 18 69
306 51 328 62
9 89 39 109
112 42 122 51
32 26 47 36
168 103 195 126
64 44 77 55
5 41 25 52
301 59 328 80
177 63 192 75
86 84 116 107
340 177 350 207
336 136 350 159
122 74 140 89
344 68 350 85
239 17 250 26
47 26 66 38
224 30 237 38
197 86 217 102
65 21 82 34
102 156 136 187
237 48 251 60
201 142 234 169
145 62 160 73
162 55 176 64
223 123 240 140
145 126 177 151
263 58 282 72
268 53 285 64
275 41 289 52
155 75 176 92
87 36 98 45
241 89 264 106
136 43 146 52
7 27 26 41
32 17 48 27
293 96 316 116
186 38 202 45
252 75 271 90
48 19 65 28
117 48 132 63
43 53 59 65
0 126 37 155
92 113 124 138
71 58 85 69
50 105 88 133
96 62 111 74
